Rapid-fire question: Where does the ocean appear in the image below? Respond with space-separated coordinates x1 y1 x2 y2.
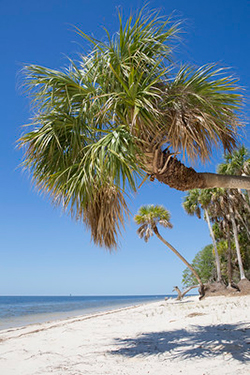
0 295 167 330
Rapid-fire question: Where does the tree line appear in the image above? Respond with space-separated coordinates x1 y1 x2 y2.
182 146 250 288
134 146 250 298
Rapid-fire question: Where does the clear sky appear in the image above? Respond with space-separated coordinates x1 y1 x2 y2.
1 0 250 296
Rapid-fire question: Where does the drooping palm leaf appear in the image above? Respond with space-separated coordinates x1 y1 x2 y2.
160 64 242 162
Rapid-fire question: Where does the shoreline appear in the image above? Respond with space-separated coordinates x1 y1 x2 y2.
0 295 167 332
0 298 163 336
0 295 249 375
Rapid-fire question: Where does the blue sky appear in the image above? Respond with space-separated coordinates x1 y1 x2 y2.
1 0 249 295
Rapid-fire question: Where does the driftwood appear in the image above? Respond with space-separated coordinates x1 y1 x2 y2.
173 285 199 300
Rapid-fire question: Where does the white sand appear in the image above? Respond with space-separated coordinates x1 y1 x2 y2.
0 295 249 375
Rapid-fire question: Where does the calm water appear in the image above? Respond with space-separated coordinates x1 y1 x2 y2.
0 295 166 330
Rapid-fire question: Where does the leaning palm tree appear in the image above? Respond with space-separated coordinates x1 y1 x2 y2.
183 189 222 282
134 204 204 298
19 9 250 248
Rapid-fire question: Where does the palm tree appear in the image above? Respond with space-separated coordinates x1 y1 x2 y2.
134 204 204 298
210 189 247 280
228 193 247 280
183 189 222 282
217 146 250 177
218 145 250 199
217 150 250 280
210 195 236 286
19 9 250 248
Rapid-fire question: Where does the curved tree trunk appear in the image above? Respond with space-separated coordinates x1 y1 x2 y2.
173 286 183 301
153 226 205 299
173 285 199 301
148 151 250 191
228 200 246 280
204 208 222 282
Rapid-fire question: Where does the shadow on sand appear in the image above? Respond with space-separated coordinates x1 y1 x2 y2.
109 323 250 362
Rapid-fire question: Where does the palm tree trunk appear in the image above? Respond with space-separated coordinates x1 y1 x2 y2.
227 231 232 288
228 201 246 280
153 226 204 295
152 153 250 191
204 209 222 282
200 173 250 190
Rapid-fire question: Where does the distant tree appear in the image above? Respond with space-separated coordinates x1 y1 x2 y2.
216 148 250 280
210 188 248 280
182 245 216 287
213 207 250 284
134 204 204 298
183 189 222 282
217 146 250 177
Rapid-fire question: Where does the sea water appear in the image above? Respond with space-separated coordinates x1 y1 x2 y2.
0 295 166 330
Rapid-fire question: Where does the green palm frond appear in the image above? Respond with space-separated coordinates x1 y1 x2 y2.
183 189 201 218
134 204 172 242
217 146 250 176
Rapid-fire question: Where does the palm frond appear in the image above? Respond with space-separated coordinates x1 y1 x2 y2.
217 146 250 176
161 64 243 161
134 204 172 241
83 184 129 249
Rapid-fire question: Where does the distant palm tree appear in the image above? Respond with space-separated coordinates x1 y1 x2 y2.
134 204 204 298
210 189 247 280
218 146 250 177
217 149 250 280
218 145 250 199
19 9 250 248
183 189 222 282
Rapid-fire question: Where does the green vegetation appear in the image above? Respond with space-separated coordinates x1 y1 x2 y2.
182 245 216 287
183 189 222 282
135 205 204 293
183 146 250 287
19 8 249 249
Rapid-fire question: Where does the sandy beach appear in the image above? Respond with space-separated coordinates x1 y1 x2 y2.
0 295 249 375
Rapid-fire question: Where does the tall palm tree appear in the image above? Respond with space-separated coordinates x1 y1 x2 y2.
19 9 250 248
134 204 204 298
228 193 247 280
217 150 250 280
210 196 235 286
210 189 247 280
183 189 222 282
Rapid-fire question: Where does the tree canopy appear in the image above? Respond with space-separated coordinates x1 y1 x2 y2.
19 9 249 248
182 244 215 287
